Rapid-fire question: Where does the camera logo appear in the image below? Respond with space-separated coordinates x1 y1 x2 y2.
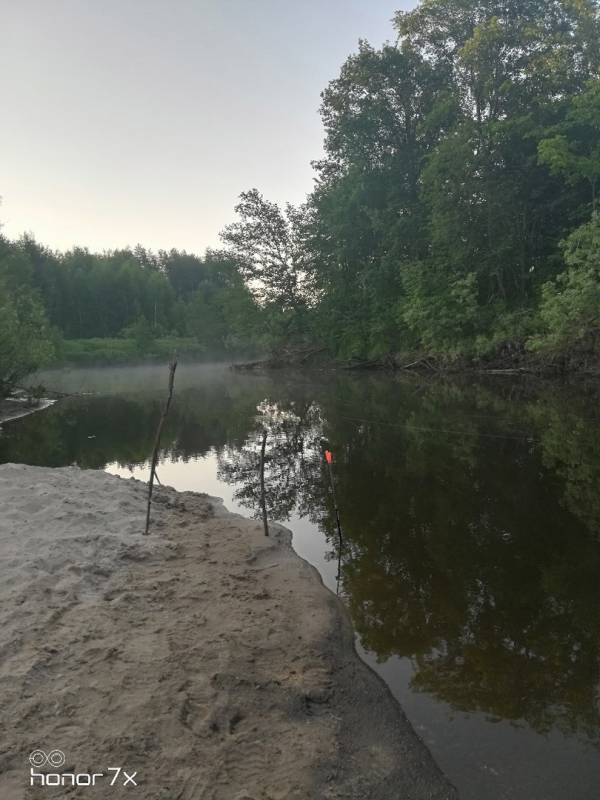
29 750 66 768
28 748 137 788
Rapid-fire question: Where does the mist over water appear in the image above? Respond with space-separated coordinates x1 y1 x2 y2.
5 363 600 800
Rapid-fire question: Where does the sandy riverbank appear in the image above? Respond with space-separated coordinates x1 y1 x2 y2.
0 464 456 799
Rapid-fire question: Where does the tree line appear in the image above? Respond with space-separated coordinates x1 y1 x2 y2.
224 0 600 364
2 0 600 395
0 237 263 394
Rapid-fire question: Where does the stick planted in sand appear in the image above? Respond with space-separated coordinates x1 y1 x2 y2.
144 356 177 535
259 428 269 536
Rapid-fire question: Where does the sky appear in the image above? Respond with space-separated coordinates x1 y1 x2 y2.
1 0 413 255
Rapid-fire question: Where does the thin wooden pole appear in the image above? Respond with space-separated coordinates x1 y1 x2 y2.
144 356 177 535
325 455 343 547
259 428 269 536
324 449 344 593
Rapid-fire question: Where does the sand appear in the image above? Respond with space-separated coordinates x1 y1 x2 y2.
0 463 456 799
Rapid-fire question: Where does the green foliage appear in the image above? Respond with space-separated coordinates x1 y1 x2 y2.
0 238 55 396
121 315 157 354
292 0 600 362
531 212 600 351
0 287 55 396
538 78 600 205
400 265 479 355
473 308 535 358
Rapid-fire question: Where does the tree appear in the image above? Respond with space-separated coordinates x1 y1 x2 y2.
220 189 315 312
395 0 600 117
0 239 55 396
307 41 452 357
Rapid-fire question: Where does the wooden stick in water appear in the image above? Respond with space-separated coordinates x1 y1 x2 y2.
324 448 344 593
259 428 269 536
144 356 177 535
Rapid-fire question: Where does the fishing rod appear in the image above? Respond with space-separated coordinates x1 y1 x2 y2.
323 445 343 594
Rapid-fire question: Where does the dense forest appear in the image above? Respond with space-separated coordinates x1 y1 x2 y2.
2 0 600 394
0 236 262 393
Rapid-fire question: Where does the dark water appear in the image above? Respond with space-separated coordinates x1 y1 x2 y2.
2 364 600 799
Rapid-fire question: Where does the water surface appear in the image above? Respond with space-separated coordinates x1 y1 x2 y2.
2 364 600 799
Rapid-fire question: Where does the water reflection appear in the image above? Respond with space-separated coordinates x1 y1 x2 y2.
2 369 600 748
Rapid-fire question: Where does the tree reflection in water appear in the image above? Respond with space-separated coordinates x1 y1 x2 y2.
215 379 600 744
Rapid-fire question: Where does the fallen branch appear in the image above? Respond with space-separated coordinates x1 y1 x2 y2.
14 385 93 399
298 346 327 363
232 346 327 371
477 367 532 375
398 358 426 370
342 357 383 370
232 359 266 371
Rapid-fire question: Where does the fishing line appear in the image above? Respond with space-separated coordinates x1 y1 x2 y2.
335 413 539 443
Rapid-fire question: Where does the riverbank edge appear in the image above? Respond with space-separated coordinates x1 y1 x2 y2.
0 396 56 425
0 464 457 799
280 518 460 800
23 333 600 377
233 350 600 378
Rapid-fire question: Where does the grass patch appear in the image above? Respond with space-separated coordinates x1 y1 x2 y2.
55 338 211 366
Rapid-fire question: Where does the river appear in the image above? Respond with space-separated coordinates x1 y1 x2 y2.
2 363 600 799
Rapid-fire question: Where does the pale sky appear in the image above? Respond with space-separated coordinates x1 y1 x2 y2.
1 0 412 254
